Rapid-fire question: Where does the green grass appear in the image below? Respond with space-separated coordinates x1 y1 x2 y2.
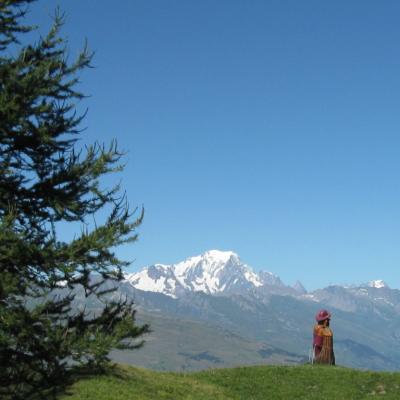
60 364 400 400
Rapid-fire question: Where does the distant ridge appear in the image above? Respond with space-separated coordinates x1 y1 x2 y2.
125 249 388 302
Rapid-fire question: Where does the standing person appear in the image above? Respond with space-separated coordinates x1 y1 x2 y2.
312 309 335 365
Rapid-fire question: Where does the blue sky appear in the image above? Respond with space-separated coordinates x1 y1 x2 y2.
28 1 400 290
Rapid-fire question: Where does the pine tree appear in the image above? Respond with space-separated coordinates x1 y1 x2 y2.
0 1 149 398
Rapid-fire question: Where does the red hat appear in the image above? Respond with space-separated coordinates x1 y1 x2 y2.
315 309 331 322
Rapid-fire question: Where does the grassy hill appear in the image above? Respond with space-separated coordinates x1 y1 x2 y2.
110 311 305 371
60 364 400 399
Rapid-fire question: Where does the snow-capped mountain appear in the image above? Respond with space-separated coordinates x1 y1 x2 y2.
125 250 394 306
125 250 282 298
366 280 389 289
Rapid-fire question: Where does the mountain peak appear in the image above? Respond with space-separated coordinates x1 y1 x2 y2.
293 280 307 294
125 250 269 297
367 280 389 289
202 249 239 263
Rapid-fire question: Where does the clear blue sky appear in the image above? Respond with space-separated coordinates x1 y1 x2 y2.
28 1 400 290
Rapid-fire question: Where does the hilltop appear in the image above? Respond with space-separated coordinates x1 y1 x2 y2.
61 364 400 399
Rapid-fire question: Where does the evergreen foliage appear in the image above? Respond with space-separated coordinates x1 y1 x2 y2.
0 1 149 398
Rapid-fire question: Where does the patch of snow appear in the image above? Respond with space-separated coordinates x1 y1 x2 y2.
303 294 319 302
125 268 177 298
165 278 176 290
205 249 237 263
244 270 263 287
368 280 388 289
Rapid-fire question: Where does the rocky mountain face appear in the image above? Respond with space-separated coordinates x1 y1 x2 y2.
125 250 291 298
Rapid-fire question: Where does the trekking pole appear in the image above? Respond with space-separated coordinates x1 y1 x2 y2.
311 345 316 365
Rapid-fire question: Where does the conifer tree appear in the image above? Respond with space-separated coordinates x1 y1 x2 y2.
0 1 149 398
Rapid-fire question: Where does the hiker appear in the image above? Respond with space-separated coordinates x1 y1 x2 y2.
312 309 335 365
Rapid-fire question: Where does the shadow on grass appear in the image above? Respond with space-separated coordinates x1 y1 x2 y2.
39 363 132 399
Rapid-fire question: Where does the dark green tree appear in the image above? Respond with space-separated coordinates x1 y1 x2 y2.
0 1 149 398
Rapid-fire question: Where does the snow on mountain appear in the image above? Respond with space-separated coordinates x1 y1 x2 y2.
125 250 272 298
258 270 284 287
125 263 186 298
125 250 397 312
367 280 389 289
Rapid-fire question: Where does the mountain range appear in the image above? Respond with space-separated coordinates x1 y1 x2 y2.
75 250 400 372
124 249 393 310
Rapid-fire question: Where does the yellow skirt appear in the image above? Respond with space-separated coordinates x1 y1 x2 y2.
315 336 335 365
